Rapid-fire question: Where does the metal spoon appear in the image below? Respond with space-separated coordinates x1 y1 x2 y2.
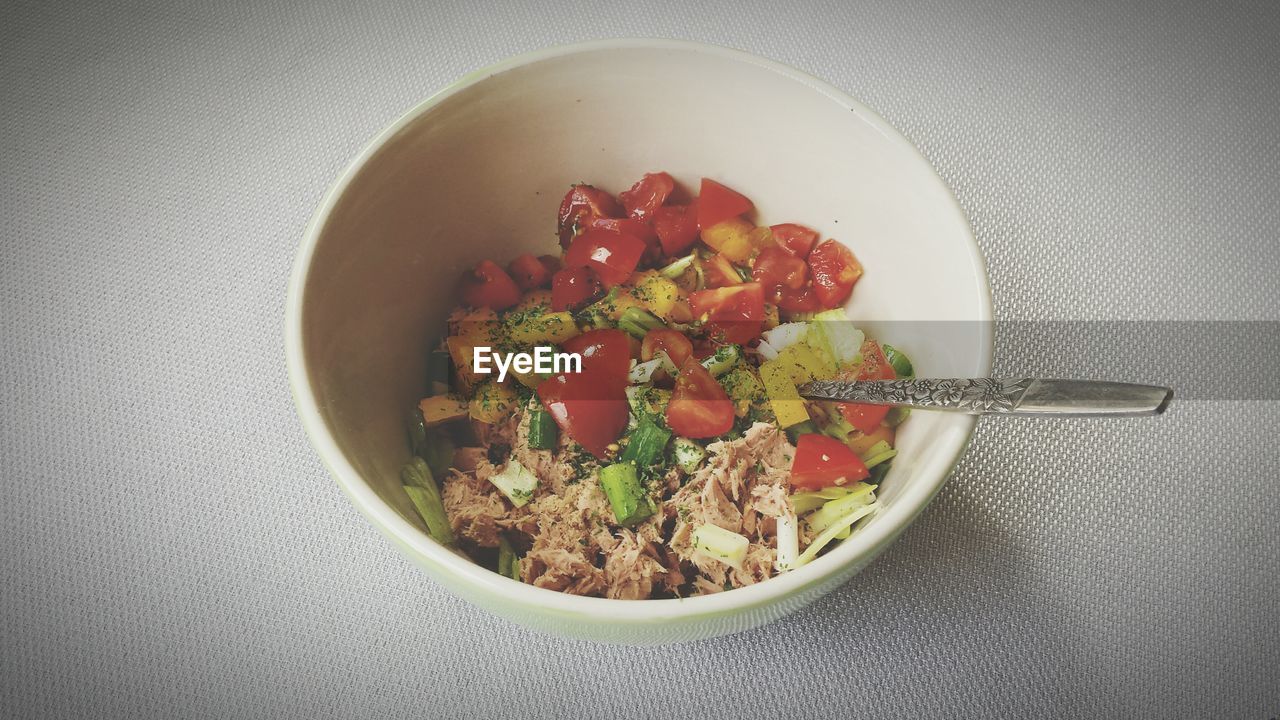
797 378 1173 417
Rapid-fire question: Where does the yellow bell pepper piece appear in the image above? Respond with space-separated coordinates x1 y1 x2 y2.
631 272 679 319
775 343 837 384
419 395 469 426
468 380 518 424
506 310 579 345
760 360 809 428
700 218 755 262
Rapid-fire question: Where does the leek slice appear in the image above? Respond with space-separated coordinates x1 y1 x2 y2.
794 503 879 567
488 458 538 508
692 524 749 570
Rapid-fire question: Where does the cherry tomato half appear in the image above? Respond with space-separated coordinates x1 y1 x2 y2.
507 253 553 291
665 357 735 438
703 253 744 289
557 184 622 248
807 239 863 308
837 340 896 432
640 328 694 368
769 223 819 258
697 178 753 229
618 172 675 220
789 434 870 490
551 266 601 311
561 328 633 382
563 226 647 288
688 283 765 346
652 202 699 256
459 259 521 311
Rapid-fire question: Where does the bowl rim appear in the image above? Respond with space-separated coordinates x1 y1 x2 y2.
285 37 993 623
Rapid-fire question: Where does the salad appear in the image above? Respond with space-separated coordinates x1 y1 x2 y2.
401 173 913 599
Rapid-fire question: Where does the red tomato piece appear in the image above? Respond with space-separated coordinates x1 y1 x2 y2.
563 226 647 288
551 266 601 311
752 246 810 302
769 223 819 258
618 172 675 220
557 184 623 248
560 328 633 381
703 253 744 288
789 434 870 490
688 283 765 346
777 286 820 313
652 202 700 256
856 339 896 381
588 215 661 263
459 259 521 311
807 239 863 308
839 403 891 434
697 178 754 229
665 357 735 438
640 328 693 368
537 370 628 458
507 253 553 291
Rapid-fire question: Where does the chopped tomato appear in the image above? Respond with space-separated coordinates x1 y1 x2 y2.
837 340 896 431
698 178 753 229
537 370 628 458
459 259 521 311
703 253 744 288
652 202 699 256
588 215 661 263
839 403 891 434
790 434 869 490
688 283 765 346
777 286 820 313
561 328 633 381
618 172 675 220
641 328 693 368
563 226 647 287
808 239 863 308
507 253 553 291
550 266 601 311
665 357 734 438
557 184 622 248
769 223 819 258
752 246 809 302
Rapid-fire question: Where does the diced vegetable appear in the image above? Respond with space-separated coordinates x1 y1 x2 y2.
761 322 809 353
805 482 876 533
848 424 895 455
665 357 735 438
720 365 766 410
691 523 749 570
673 437 706 473
775 343 835 383
882 343 914 378
699 344 741 377
631 273 680 318
506 309 579 345
791 484 863 515
497 536 520 581
840 403 891 434
626 385 672 420
488 458 538 507
794 502 878 567
760 359 810 428
784 419 820 445
808 309 864 366
527 406 558 450
618 307 667 339
599 462 655 526
620 417 671 467
400 457 454 545
775 513 799 571
700 218 755 262
659 253 696 279
628 357 664 385
790 433 870 490
420 395 469 426
861 440 898 469
468 380 518 424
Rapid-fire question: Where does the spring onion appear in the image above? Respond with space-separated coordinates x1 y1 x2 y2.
488 458 538 508
863 445 898 469
599 461 655 526
784 420 821 445
659 253 696 279
673 437 706 473
620 417 671 467
700 344 741 377
400 457 454 545
527 407 558 450
806 483 876 534
791 485 862 515
882 343 914 378
775 513 799 571
794 503 879 568
497 536 520 581
691 523 749 570
618 307 666 339
628 350 676 385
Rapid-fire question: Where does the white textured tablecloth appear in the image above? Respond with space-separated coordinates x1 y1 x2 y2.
3 1 1278 717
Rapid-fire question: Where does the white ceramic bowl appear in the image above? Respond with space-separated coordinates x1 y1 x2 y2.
286 39 992 645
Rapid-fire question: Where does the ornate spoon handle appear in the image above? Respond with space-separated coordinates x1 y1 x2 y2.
797 379 1173 417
